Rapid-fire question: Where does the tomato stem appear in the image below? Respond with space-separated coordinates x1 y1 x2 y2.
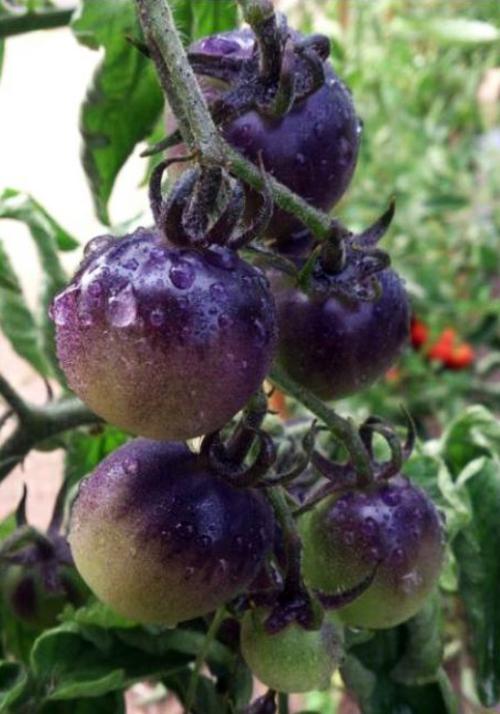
268 364 373 482
134 0 335 241
184 606 226 713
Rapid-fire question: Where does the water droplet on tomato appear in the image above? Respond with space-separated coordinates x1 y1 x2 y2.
107 283 137 327
170 261 195 289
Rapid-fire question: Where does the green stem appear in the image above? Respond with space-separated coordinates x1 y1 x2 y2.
135 0 220 155
268 364 373 482
0 397 100 483
266 486 302 588
0 8 74 38
134 0 333 240
0 374 29 418
185 607 226 713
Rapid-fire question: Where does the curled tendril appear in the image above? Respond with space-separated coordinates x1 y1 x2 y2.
203 428 276 489
149 150 272 250
315 562 380 610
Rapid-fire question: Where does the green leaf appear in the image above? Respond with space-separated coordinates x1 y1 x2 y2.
343 626 457 714
31 623 188 701
40 692 125 714
0 239 51 376
190 0 238 40
64 426 128 488
170 0 238 43
441 405 500 477
0 661 28 712
452 457 500 707
422 18 499 44
61 600 136 631
0 190 78 379
391 592 443 686
71 0 163 225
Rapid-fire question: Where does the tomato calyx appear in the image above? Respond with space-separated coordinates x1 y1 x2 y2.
1 484 86 625
296 201 395 303
187 19 331 123
149 159 273 250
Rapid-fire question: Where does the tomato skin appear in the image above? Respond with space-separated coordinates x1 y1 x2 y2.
173 29 361 246
69 439 275 626
300 476 445 629
240 608 344 693
268 266 410 400
50 228 277 441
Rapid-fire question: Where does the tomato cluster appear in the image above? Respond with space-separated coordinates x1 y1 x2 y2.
47 16 445 697
411 318 475 370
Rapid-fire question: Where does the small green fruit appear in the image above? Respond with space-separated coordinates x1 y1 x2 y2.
240 609 344 693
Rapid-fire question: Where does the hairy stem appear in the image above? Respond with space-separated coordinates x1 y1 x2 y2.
0 7 75 38
0 374 29 418
266 486 302 589
185 607 226 713
268 364 373 482
0 397 100 483
134 0 333 239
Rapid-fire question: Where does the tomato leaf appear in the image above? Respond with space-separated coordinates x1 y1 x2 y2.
343 627 457 714
441 405 500 476
451 457 500 707
0 239 51 376
71 0 163 225
30 623 188 702
40 692 126 714
0 190 78 380
64 426 129 488
0 661 28 713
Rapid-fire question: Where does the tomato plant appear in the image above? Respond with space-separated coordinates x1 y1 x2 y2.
0 1 499 713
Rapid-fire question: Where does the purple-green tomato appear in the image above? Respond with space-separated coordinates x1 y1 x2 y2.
301 476 445 629
50 228 277 441
69 439 275 625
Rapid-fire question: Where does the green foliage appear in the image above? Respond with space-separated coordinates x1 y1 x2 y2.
72 0 164 225
0 190 78 380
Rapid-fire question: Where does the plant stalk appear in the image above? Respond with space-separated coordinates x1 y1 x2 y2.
134 0 333 239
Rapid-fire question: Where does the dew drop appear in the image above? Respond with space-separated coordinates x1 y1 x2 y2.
361 517 378 539
129 546 137 557
123 258 139 271
343 530 355 546
206 246 238 271
150 308 165 327
217 313 232 329
314 121 324 137
381 487 401 507
175 522 194 538
235 535 244 548
216 559 228 577
123 457 138 476
107 283 137 327
391 546 405 565
88 280 103 297
295 152 306 166
183 566 195 581
198 535 212 549
210 282 226 301
170 261 195 290
50 288 77 327
84 234 114 256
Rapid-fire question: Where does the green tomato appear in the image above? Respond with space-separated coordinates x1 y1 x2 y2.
240 608 344 693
